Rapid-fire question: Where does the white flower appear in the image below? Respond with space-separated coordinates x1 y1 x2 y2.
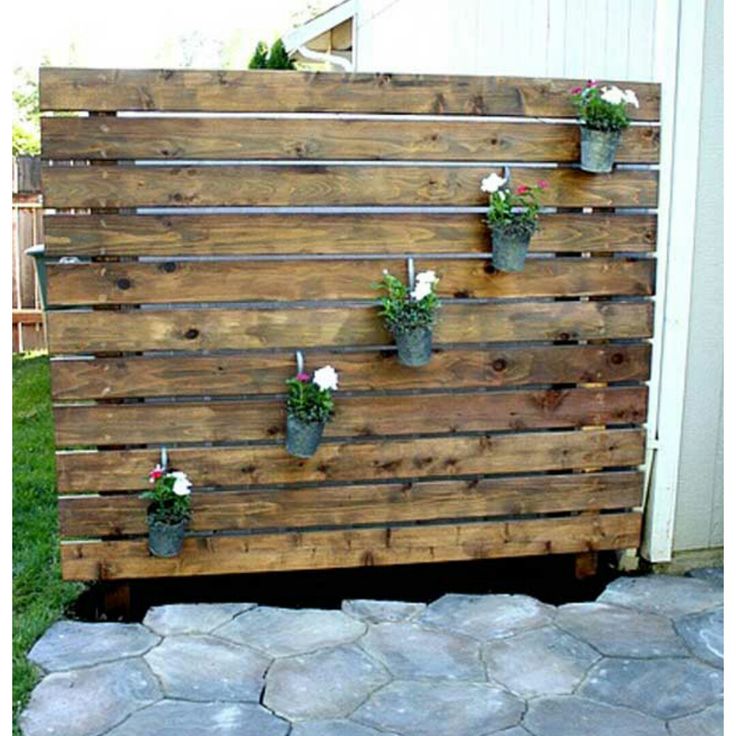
313 365 339 391
169 471 192 496
623 89 640 108
601 86 626 105
480 173 507 194
415 270 439 285
411 280 434 301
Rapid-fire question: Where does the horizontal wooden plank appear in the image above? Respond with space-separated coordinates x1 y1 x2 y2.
55 427 645 492
46 258 654 306
47 301 653 354
51 344 651 400
43 213 658 257
41 165 658 208
54 386 647 446
39 68 660 119
59 471 643 537
41 116 660 163
60 512 643 580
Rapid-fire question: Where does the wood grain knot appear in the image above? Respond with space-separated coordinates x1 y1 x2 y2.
116 278 131 290
160 262 177 273
492 358 508 372
184 328 199 340
610 352 625 365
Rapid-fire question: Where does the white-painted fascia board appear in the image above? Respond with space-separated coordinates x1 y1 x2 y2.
283 0 357 53
642 0 708 562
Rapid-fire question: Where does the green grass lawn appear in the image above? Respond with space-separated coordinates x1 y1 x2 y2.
13 353 85 733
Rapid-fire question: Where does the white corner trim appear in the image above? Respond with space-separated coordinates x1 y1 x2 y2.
283 0 357 53
642 0 707 562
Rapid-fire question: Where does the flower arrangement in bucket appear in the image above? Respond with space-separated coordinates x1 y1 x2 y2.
140 463 192 558
376 268 440 367
570 81 640 173
482 173 548 272
285 365 339 458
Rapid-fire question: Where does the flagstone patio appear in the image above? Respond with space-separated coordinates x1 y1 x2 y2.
20 570 723 736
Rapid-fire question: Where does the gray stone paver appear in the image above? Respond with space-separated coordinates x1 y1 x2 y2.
675 607 723 668
342 598 426 624
668 701 723 736
353 679 525 736
216 606 366 657
28 620 159 672
360 621 484 680
291 720 400 736
263 644 390 721
579 657 723 720
483 625 600 697
597 575 722 618
686 567 723 588
20 658 161 736
419 593 554 640
144 634 270 702
523 696 668 736
105 701 290 736
143 603 255 636
555 602 688 658
20 573 724 736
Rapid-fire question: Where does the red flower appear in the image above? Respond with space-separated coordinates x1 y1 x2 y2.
570 86 582 95
516 185 530 195
537 179 549 189
296 372 310 382
149 464 164 483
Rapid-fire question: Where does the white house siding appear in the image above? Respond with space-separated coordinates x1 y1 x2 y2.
354 0 657 81
672 0 723 552
351 0 723 555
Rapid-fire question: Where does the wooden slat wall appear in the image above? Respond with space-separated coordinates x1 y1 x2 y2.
40 68 659 581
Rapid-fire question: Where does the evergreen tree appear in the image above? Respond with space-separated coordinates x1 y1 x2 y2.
266 39 295 70
248 41 269 69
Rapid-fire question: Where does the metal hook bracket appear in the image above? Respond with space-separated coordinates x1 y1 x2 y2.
160 446 168 472
407 257 416 288
295 350 305 375
502 165 511 184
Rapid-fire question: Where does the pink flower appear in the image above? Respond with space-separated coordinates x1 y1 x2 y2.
149 464 164 483
516 185 530 195
586 79 598 88
296 372 310 382
537 179 549 189
569 86 582 95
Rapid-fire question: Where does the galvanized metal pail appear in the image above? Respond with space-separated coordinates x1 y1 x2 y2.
580 127 621 173
286 415 326 458
395 326 433 367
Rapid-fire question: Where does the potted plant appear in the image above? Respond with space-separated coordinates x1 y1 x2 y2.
482 173 548 272
285 365 339 458
140 464 192 558
570 81 640 173
376 269 440 367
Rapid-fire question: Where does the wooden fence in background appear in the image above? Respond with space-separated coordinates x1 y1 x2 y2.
12 156 46 352
39 68 659 584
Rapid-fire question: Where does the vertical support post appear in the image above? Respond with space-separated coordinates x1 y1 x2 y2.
574 552 598 580
103 582 132 620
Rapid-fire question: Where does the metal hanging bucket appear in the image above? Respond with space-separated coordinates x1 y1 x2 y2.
147 516 188 557
286 415 326 458
492 225 533 272
394 326 433 367
579 127 621 173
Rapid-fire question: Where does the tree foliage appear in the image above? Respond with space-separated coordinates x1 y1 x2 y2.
248 39 295 70
13 69 40 156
